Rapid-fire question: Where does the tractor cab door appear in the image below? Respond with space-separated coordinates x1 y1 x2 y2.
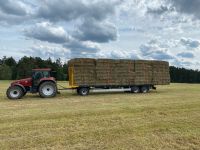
32 70 51 92
32 71 43 88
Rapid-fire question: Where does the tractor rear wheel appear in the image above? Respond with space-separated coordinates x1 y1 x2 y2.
7 86 24 100
39 81 57 98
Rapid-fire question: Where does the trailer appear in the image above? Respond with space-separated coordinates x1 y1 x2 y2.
67 58 170 95
6 58 170 99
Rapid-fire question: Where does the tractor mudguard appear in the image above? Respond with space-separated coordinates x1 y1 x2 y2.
11 83 26 93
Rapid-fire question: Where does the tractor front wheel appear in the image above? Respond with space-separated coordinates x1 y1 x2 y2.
39 82 57 98
6 86 24 100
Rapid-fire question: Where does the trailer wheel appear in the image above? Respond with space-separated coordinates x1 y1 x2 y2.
78 87 89 96
39 81 57 98
140 86 149 93
6 86 24 100
131 86 140 93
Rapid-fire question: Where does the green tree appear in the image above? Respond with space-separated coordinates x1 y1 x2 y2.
16 56 38 79
63 63 68 80
0 64 12 80
3 57 17 80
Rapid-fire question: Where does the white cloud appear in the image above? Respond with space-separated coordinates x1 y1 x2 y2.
24 22 70 43
24 44 71 62
74 19 118 43
139 39 174 60
177 52 194 58
97 49 140 59
180 37 200 49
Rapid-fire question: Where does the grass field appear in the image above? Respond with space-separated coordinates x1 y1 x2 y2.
0 81 200 150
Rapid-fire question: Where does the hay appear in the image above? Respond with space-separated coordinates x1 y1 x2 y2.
68 58 170 86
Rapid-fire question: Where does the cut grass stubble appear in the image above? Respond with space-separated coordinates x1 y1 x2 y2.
0 81 199 149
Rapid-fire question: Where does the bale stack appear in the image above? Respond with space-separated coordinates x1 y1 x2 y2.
96 59 135 85
134 60 153 85
151 61 170 85
68 58 170 86
68 58 96 85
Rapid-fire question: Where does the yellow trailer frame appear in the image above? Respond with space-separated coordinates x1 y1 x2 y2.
57 66 78 90
68 66 78 89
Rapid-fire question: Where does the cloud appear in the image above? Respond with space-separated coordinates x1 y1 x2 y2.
171 59 193 68
1 0 200 69
24 22 70 44
140 40 174 60
24 21 101 57
147 5 173 15
0 12 26 25
0 0 27 16
96 49 140 59
63 40 100 58
23 0 121 58
110 50 140 59
170 0 200 19
0 0 121 25
177 52 194 58
64 40 98 52
36 0 120 22
24 44 71 61
0 0 34 25
145 0 200 20
180 37 200 48
74 18 117 43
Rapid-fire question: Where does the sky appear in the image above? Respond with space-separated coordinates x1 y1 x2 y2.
1 0 200 69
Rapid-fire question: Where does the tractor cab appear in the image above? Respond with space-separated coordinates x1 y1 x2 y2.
32 68 52 88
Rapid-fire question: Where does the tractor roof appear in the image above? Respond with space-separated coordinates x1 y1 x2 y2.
32 68 52 71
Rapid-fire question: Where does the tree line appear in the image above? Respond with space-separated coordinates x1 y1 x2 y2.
0 56 68 80
0 56 200 83
169 66 200 83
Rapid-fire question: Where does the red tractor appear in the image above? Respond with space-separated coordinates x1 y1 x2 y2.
6 68 57 99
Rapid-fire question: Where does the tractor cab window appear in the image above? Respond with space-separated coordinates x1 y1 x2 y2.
33 72 43 80
32 71 50 80
43 71 50 78
32 71 51 87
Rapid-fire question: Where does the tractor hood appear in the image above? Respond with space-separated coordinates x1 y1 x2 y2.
11 78 32 86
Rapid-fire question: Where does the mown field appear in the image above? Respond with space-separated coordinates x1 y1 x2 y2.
0 81 199 150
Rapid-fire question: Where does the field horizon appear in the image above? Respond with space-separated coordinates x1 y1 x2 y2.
0 81 199 149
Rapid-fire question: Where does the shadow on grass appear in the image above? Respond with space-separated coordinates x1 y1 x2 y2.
24 90 159 99
3 89 168 101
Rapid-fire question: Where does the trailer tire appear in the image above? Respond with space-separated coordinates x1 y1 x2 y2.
78 87 89 96
140 86 149 93
39 81 57 98
6 86 24 100
131 86 140 93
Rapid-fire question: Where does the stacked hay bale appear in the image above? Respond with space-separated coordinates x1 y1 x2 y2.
68 58 96 85
151 61 170 85
96 59 135 85
68 58 170 86
134 60 153 85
